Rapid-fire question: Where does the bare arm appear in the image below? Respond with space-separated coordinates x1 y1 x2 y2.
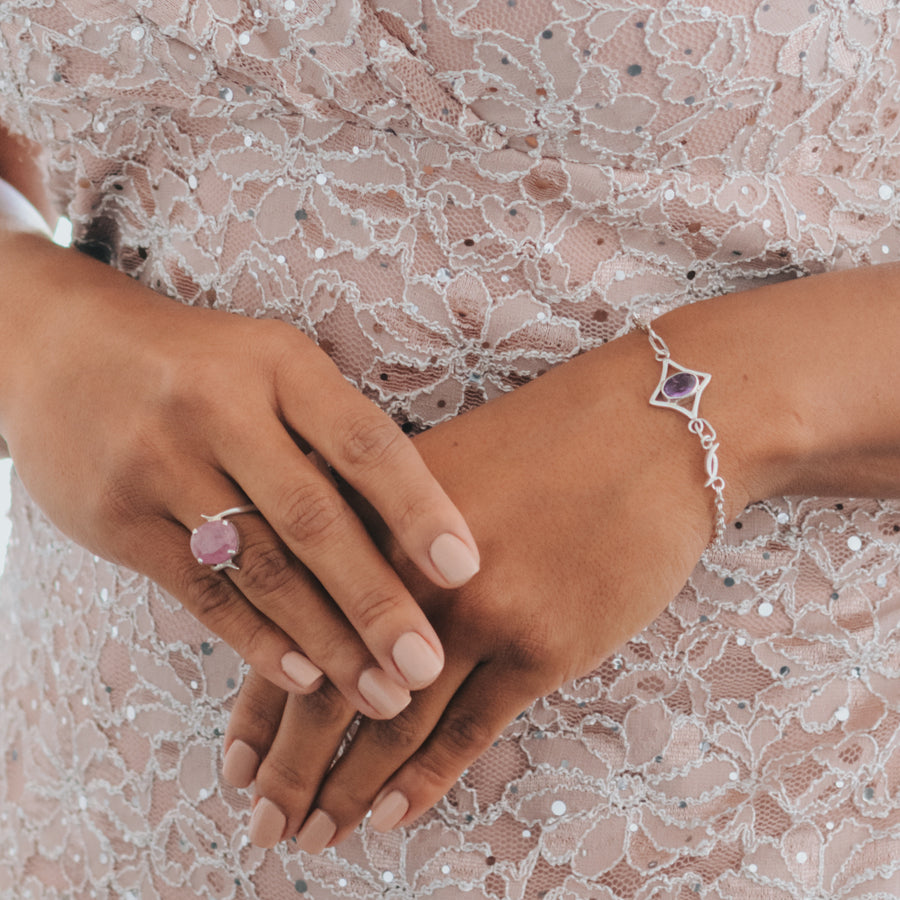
0 121 55 459
0 123 484 716
227 260 900 847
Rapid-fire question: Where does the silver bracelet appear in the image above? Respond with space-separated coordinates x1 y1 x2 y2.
634 315 727 543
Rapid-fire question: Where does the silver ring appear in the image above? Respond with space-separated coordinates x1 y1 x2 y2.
189 505 257 571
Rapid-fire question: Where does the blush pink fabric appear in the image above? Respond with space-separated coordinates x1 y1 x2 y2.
1 2 899 898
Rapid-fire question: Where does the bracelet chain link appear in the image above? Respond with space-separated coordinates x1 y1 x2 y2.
634 315 727 544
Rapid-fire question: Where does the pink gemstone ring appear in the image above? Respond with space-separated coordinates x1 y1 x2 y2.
190 505 257 571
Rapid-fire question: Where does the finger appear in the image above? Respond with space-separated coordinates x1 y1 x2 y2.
227 514 416 718
220 424 447 693
275 348 480 588
222 668 286 789
170 479 414 718
140 517 327 698
305 662 540 847
248 679 358 848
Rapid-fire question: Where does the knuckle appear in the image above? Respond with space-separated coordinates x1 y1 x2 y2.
277 480 345 548
368 707 426 755
154 350 220 420
257 748 316 797
238 619 280 667
257 316 299 345
442 707 496 754
260 317 308 361
412 711 495 787
95 431 162 528
389 486 436 535
290 681 354 729
496 628 568 692
501 629 552 672
95 474 142 529
185 570 233 624
237 541 296 597
336 412 405 472
351 585 405 632
237 685 285 737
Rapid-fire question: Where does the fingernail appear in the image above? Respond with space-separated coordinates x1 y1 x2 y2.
357 668 411 718
369 790 409 832
248 797 286 848
392 631 443 688
281 651 324 692
222 739 259 789
429 533 480 587
296 809 336 854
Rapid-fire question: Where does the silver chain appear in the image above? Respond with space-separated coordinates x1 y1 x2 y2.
634 316 727 544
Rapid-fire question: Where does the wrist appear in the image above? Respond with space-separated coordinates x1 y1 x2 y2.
634 316 729 541
654 266 900 510
0 233 94 450
645 299 796 520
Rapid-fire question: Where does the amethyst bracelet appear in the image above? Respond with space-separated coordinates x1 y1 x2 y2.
634 315 727 543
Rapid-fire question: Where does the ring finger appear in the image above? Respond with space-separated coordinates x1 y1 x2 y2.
169 476 414 719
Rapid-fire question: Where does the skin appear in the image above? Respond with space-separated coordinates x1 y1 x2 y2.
0 130 481 720
5 121 900 852
226 264 900 847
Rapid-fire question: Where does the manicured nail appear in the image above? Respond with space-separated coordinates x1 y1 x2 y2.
357 668 411 718
281 651 324 692
296 809 336 854
248 797 286 848
369 790 409 832
222 739 259 789
429 533 480 586
392 631 443 688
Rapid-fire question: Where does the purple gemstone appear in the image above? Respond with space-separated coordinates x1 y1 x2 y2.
662 372 698 399
190 520 240 566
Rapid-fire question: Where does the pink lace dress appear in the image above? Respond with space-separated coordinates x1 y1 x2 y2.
1 1 899 897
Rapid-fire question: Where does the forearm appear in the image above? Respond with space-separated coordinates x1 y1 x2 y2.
484 263 900 549
649 265 900 513
0 197 54 460
0 230 54 460
0 122 57 458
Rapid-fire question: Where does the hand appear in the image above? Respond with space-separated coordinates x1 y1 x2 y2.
224 328 747 848
227 261 900 849
0 231 481 719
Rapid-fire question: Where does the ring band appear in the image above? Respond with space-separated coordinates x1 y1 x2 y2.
190 505 257 571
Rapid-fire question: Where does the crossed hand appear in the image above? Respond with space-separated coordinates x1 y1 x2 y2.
0 234 721 853
222 334 720 850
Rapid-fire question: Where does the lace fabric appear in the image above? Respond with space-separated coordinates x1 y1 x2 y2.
0 0 899 896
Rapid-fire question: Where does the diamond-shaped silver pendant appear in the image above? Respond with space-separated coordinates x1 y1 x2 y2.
649 359 712 419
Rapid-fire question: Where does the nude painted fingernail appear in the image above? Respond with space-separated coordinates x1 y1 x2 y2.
429 533 480 586
369 790 409 832
392 631 443 687
281 651 324 692
296 809 337 854
249 797 286 848
358 668 411 718
222 739 259 789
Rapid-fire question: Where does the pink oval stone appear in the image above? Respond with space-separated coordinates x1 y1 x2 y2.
190 520 240 566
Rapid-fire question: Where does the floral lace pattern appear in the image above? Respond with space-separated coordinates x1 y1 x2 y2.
1 0 900 897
